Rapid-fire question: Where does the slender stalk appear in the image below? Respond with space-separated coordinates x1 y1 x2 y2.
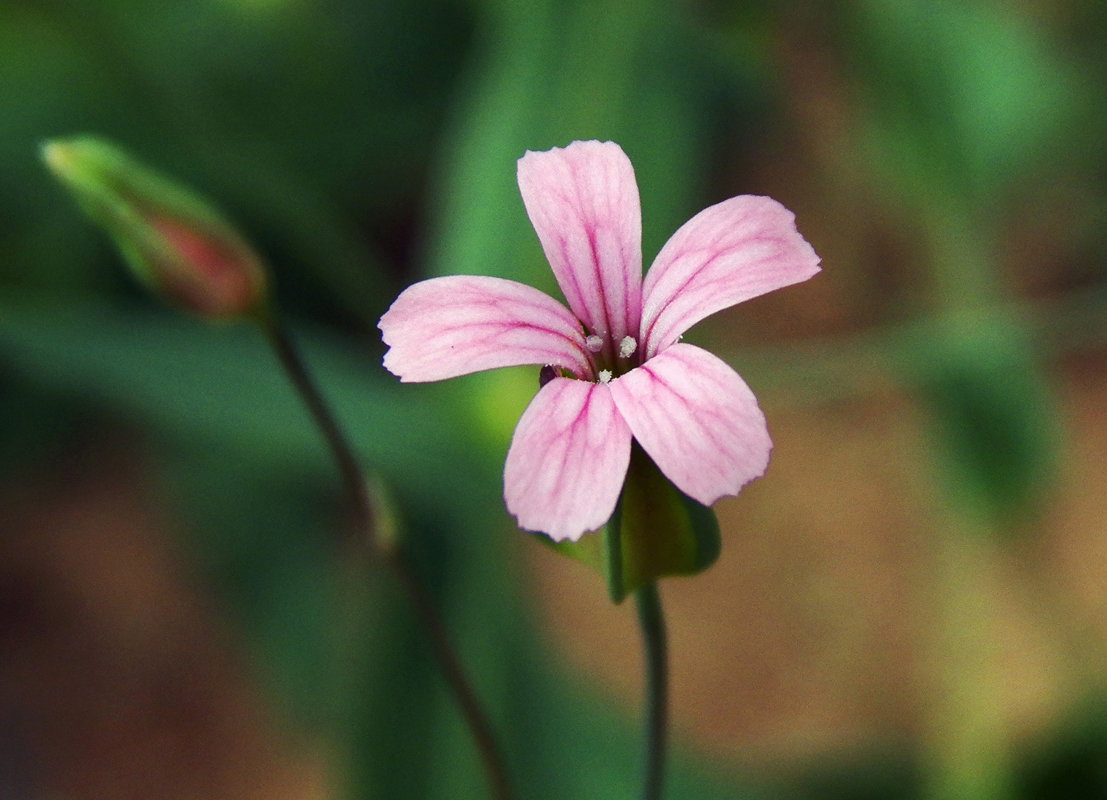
635 582 668 800
385 551 513 800
265 317 375 533
263 316 514 800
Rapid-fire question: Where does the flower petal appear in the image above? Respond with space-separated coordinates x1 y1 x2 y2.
504 377 632 542
640 195 820 359
517 141 642 362
609 343 771 506
379 275 593 382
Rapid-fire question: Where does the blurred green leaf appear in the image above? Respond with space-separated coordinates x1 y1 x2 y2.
0 298 487 504
911 314 1060 525
847 0 1078 200
425 0 711 297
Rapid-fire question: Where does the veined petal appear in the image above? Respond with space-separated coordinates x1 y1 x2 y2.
609 343 771 506
640 196 820 359
379 275 592 382
517 141 642 361
504 377 632 542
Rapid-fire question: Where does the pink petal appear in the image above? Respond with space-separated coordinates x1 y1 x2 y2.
379 275 593 382
504 377 632 542
640 196 820 359
517 141 642 363
609 343 771 506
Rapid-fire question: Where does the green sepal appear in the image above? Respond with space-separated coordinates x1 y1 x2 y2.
537 443 721 603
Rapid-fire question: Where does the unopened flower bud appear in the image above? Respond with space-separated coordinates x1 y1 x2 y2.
41 136 268 321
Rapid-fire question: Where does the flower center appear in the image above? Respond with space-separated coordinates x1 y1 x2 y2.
538 334 641 387
581 333 640 382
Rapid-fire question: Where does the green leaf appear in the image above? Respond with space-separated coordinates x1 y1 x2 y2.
543 443 721 603
912 314 1059 525
425 0 706 296
847 0 1078 200
0 298 491 508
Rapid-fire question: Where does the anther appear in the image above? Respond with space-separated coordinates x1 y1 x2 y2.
618 335 637 359
539 365 558 387
598 369 612 384
585 335 603 353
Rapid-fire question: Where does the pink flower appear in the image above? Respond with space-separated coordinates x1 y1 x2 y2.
379 141 819 542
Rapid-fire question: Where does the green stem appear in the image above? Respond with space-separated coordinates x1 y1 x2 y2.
265 317 374 535
263 316 514 800
635 582 668 800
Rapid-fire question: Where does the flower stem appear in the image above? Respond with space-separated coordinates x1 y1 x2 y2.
265 318 374 531
263 316 514 800
635 582 668 800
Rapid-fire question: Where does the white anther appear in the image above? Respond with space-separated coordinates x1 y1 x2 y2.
618 335 637 359
585 335 604 353
598 369 612 384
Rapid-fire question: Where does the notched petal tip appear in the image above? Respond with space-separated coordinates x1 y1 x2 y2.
517 139 625 167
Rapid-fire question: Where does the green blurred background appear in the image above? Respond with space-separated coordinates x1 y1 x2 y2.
2 0 1107 798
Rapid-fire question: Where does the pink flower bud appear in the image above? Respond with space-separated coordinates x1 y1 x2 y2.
42 137 268 321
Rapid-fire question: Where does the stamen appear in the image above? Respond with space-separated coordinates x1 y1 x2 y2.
598 369 612 384
618 335 637 359
538 365 558 387
585 334 603 353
